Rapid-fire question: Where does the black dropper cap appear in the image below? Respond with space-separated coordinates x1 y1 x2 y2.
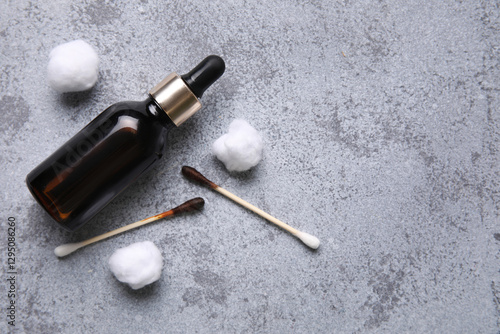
181 55 225 98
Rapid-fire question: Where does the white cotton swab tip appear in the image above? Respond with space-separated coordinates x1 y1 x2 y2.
296 232 320 249
54 243 83 257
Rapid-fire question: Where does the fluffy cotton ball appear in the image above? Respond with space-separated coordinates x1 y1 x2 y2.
108 241 163 290
212 119 263 172
47 40 99 93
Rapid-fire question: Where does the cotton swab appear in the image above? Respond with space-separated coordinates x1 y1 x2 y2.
54 197 205 257
181 166 320 249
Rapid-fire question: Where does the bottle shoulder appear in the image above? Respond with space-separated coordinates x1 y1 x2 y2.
102 99 148 117
102 98 174 129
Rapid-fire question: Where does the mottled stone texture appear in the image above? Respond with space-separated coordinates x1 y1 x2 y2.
1 0 499 333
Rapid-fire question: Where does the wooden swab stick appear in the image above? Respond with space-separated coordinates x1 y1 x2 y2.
54 197 205 257
182 166 320 249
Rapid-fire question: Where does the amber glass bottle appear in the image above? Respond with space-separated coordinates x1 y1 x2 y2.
26 56 225 231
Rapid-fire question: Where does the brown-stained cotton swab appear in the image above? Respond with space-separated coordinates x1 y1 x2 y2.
54 197 205 257
181 166 320 249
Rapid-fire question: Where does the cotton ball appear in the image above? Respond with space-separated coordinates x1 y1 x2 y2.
47 40 99 93
212 119 263 172
108 241 163 290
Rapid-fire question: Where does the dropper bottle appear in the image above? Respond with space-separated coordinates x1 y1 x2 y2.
26 55 225 231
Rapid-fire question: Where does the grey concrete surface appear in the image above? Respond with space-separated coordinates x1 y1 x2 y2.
1 0 499 333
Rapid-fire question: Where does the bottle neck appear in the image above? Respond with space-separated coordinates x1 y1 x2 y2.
145 97 176 130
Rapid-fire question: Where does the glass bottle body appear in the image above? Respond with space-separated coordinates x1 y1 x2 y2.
26 97 174 231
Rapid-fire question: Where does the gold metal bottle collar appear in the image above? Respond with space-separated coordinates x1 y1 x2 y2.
149 73 201 126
